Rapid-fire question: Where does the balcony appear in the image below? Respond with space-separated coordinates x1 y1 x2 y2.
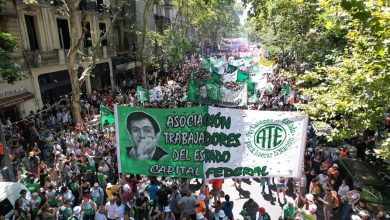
24 46 117 68
24 50 64 68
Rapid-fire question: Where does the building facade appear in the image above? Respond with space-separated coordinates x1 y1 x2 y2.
0 0 177 122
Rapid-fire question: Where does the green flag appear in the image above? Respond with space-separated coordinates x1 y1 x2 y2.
136 86 149 103
101 105 114 128
237 71 249 82
201 58 212 71
212 72 222 81
228 64 237 72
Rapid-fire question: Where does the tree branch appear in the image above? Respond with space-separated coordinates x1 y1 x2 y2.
78 0 126 85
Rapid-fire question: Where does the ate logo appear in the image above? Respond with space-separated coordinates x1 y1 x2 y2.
245 119 296 158
254 124 287 150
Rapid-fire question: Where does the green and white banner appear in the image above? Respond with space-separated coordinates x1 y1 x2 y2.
116 106 308 179
204 107 308 179
187 80 247 107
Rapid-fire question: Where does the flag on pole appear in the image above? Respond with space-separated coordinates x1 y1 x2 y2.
136 86 149 103
100 105 114 128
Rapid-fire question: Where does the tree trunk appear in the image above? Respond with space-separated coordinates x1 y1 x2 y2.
69 69 82 123
66 0 83 123
140 0 154 89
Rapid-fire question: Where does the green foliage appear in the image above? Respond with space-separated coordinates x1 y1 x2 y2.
374 132 390 160
174 0 242 47
148 29 196 69
0 32 25 83
245 0 349 68
298 0 390 149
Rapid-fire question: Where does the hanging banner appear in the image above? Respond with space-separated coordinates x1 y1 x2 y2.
204 107 308 179
187 80 247 107
115 106 207 178
115 107 308 179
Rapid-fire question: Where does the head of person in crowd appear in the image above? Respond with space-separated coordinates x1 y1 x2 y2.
126 111 167 161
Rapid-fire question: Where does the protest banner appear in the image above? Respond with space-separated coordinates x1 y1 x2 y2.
187 80 247 107
204 107 308 179
136 86 149 103
115 106 207 178
149 86 163 102
116 106 308 179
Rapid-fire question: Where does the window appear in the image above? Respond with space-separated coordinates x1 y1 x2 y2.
97 0 104 13
25 15 39 51
56 19 70 49
83 22 92 48
99 23 107 46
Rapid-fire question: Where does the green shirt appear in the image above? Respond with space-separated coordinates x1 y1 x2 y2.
282 204 297 219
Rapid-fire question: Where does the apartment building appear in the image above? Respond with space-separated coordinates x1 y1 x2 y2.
0 0 176 122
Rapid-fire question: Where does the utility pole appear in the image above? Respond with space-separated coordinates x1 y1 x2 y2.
0 124 16 182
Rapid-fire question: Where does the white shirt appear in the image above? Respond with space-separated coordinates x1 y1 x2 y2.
115 204 125 220
95 211 107 220
338 184 350 198
105 202 117 219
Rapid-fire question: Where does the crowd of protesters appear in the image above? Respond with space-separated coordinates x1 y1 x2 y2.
0 50 386 220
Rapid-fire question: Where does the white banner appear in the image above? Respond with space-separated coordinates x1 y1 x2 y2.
222 71 238 83
221 83 247 107
204 107 308 179
149 86 163 101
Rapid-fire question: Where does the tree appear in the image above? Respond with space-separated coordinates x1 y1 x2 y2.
0 4 25 83
297 0 390 155
139 0 155 89
172 0 241 52
244 0 348 69
63 0 125 123
0 33 25 83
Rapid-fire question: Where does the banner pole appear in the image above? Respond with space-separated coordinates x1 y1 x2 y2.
114 104 121 174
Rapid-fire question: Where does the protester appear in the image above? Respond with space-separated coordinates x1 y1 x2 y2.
243 198 260 220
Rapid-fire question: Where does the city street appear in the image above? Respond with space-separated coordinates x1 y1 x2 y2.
143 178 297 220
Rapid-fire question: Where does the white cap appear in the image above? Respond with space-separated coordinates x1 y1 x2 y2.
333 163 338 168
73 206 82 215
106 183 112 188
305 194 314 201
218 210 225 218
123 184 130 191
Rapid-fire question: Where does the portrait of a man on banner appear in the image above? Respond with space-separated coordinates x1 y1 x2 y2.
126 112 168 161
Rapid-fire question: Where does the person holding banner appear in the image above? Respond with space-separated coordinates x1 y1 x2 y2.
126 112 168 161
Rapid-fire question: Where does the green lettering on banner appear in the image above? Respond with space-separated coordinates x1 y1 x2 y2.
205 166 269 178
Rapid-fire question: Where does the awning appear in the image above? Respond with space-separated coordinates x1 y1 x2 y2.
0 92 35 108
